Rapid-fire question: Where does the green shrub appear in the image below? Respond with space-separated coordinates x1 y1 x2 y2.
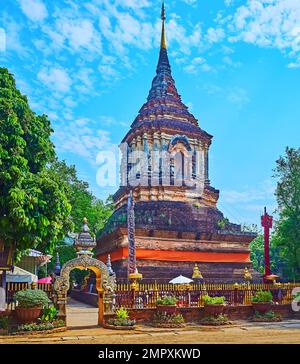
153 312 185 326
108 307 135 327
107 318 136 327
251 291 273 303
116 307 129 320
203 295 226 305
18 320 65 332
0 316 9 329
15 289 51 308
201 314 229 325
253 310 282 322
40 305 58 323
156 295 177 305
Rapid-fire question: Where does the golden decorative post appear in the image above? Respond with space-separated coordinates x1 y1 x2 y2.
193 263 204 306
192 264 203 280
243 267 252 304
244 267 252 282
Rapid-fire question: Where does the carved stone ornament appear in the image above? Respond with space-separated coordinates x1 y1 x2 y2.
54 255 116 298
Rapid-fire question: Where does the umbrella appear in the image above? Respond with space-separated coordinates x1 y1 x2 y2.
169 275 193 284
265 274 280 282
37 276 52 284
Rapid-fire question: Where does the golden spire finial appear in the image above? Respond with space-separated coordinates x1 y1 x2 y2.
161 1 167 49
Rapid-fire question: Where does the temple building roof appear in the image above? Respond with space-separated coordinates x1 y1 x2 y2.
122 2 212 144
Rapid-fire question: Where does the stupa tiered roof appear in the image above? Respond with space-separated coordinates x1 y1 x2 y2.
122 5 212 144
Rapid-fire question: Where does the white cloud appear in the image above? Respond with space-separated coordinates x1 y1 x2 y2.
116 0 150 11
206 27 225 43
40 16 102 57
53 117 112 165
181 0 198 5
183 56 213 74
222 55 241 68
167 19 202 54
46 110 59 121
37 67 72 93
18 0 48 22
222 180 276 204
97 3 202 57
227 87 249 105
227 0 300 67
56 18 102 53
98 12 155 54
0 16 30 57
225 0 234 6
0 28 6 52
219 179 277 224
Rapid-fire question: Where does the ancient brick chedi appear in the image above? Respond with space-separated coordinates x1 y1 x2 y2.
96 4 257 283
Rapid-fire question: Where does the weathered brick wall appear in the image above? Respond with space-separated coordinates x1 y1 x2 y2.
103 305 300 323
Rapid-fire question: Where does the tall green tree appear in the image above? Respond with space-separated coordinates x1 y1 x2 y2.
273 147 300 280
0 68 72 256
47 159 114 235
250 234 286 275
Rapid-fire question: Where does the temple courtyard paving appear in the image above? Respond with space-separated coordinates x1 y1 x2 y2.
1 299 300 344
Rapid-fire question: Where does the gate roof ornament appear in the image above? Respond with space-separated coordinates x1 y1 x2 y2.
74 218 96 256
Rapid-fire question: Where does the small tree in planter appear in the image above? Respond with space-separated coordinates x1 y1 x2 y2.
203 295 226 316
106 307 136 330
251 291 273 314
14 289 50 324
156 295 178 315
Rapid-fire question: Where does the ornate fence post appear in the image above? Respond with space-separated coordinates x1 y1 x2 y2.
233 283 239 305
154 281 159 307
98 288 104 326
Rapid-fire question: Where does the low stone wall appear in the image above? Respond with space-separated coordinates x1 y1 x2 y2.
105 305 300 323
71 290 300 322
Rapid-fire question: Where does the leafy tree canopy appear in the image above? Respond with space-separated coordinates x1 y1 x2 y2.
0 68 73 255
273 147 300 280
250 234 287 276
47 159 114 235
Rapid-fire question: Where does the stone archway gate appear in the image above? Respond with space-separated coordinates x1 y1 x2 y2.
53 254 116 326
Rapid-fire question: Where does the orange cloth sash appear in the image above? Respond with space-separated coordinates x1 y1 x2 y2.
98 248 250 263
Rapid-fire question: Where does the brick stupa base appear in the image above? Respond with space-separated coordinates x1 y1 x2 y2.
96 200 260 283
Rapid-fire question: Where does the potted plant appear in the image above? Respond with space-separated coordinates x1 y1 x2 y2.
203 295 226 316
251 290 273 314
156 295 178 315
106 307 136 330
14 289 50 324
0 313 10 335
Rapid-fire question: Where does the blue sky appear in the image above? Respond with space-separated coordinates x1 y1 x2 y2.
1 0 300 227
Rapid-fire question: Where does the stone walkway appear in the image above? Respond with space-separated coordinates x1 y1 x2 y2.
0 299 299 344
1 322 300 344
66 298 98 328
